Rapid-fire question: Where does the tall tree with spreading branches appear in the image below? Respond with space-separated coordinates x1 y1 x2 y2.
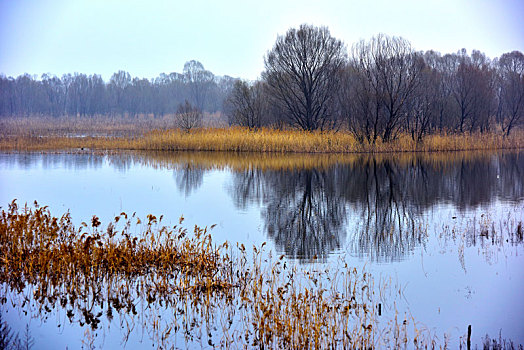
263 24 347 131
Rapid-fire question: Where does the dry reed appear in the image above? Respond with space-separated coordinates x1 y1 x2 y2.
0 200 433 348
1 117 522 153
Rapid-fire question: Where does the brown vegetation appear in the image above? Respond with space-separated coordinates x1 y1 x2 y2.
0 117 522 153
1 200 431 348
0 115 175 137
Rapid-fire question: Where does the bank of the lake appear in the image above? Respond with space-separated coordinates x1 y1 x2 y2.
1 125 523 153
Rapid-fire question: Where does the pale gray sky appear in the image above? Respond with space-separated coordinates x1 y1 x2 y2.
1 0 523 81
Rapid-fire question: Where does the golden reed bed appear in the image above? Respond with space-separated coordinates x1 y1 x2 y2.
1 126 523 153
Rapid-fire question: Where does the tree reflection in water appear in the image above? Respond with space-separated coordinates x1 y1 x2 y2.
340 157 422 262
227 152 524 262
174 163 204 197
161 151 524 262
261 168 346 260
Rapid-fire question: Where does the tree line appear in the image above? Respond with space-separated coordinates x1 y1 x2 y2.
0 60 236 119
226 25 524 138
1 24 523 138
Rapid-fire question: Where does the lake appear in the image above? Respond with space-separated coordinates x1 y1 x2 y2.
1 150 523 348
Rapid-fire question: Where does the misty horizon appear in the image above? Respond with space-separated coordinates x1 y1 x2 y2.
1 0 523 81
0 39 521 83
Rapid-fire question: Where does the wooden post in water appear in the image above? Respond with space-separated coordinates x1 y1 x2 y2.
467 324 471 350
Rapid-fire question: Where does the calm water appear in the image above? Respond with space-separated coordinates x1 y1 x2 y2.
1 151 523 348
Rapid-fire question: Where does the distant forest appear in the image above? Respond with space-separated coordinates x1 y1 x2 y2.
0 60 235 118
1 25 523 139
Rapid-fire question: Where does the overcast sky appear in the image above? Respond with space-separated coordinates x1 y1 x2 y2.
1 0 523 81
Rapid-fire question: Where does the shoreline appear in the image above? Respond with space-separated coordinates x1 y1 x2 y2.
1 127 523 154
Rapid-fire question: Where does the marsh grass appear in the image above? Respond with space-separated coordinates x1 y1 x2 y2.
1 201 434 348
439 209 524 250
1 116 522 153
0 115 176 138
481 332 524 350
0 114 226 138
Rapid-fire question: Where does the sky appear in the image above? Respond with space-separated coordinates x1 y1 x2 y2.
0 0 523 81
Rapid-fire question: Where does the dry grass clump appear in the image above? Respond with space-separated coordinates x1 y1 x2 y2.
1 201 434 348
234 251 390 349
0 200 234 332
0 201 230 290
138 128 359 153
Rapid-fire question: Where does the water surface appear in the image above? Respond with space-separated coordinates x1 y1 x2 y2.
1 151 523 348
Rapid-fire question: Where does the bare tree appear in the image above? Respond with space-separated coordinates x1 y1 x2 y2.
469 50 496 132
41 74 65 117
175 100 202 132
262 24 347 131
108 70 131 116
449 51 474 132
404 65 439 142
87 74 107 117
183 60 215 111
224 80 267 129
128 78 152 117
448 50 496 133
344 59 378 142
351 34 425 142
423 51 456 131
496 51 524 136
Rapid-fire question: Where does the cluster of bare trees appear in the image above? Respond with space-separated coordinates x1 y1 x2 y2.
226 25 523 137
1 25 523 137
223 80 267 129
0 61 236 119
346 35 425 142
